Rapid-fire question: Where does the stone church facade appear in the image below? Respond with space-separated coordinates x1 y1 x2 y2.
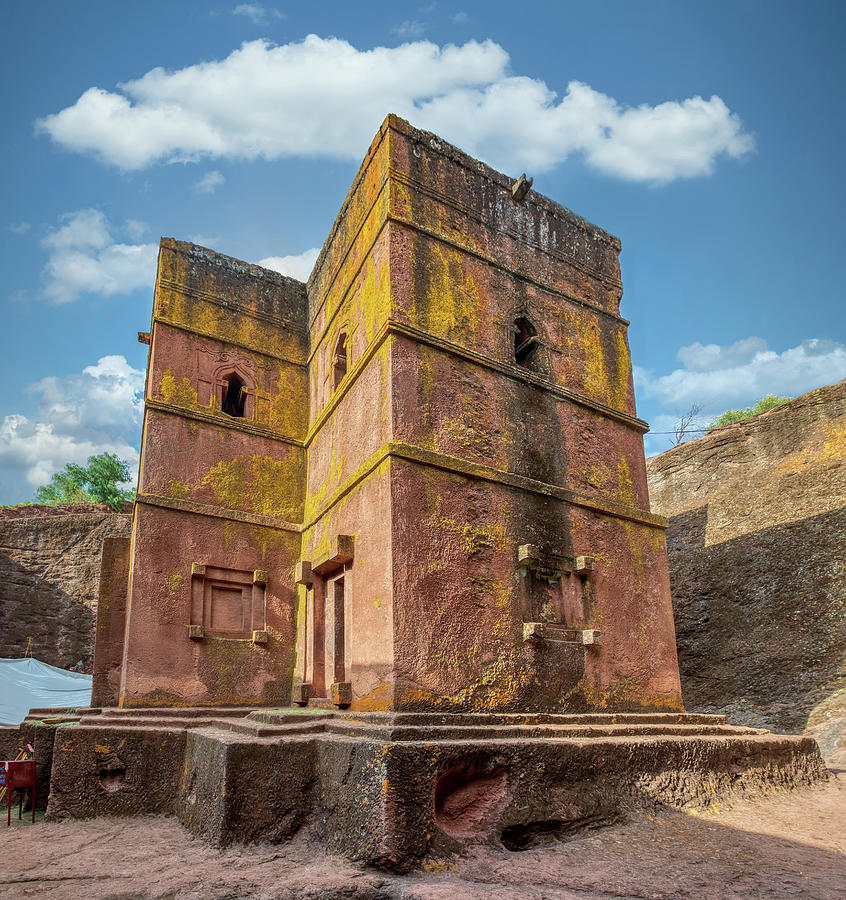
96 115 681 714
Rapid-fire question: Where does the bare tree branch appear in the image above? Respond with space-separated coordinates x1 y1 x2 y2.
672 402 706 447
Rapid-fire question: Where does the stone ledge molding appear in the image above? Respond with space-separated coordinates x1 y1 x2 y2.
135 492 300 533
146 400 306 448
304 441 667 533
156 276 308 337
153 316 307 368
306 320 648 447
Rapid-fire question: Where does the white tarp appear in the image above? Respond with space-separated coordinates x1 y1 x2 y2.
0 658 92 726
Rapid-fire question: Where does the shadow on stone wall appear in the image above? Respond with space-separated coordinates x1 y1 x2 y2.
668 505 845 759
0 551 96 670
665 505 708 553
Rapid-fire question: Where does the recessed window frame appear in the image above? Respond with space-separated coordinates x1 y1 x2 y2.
332 332 349 391
513 316 539 368
213 366 255 420
221 372 247 417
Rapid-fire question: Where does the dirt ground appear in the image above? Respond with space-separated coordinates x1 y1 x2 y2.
1 771 844 900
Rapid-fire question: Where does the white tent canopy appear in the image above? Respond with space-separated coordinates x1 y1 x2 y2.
0 658 92 726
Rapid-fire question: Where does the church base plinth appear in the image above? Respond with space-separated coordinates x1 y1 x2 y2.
42 708 827 871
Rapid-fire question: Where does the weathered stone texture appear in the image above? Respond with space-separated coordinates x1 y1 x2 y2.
43 707 826 868
107 115 680 713
0 504 131 670
646 380 846 763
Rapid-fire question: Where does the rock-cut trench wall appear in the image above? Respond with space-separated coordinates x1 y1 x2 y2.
0 504 131 671
646 380 846 765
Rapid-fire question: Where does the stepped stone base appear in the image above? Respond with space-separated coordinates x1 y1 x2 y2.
43 707 827 870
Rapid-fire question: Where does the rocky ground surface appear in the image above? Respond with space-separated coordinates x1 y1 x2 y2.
2 770 844 899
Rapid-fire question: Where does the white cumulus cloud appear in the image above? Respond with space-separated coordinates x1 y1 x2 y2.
393 21 426 39
35 36 753 183
258 247 320 282
637 337 846 409
233 4 284 25
40 209 158 304
0 355 144 503
194 170 225 194
636 337 846 455
124 218 149 241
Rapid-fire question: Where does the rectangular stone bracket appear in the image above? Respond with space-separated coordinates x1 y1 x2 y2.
187 624 205 640
522 621 545 641
251 630 269 644
253 569 268 585
191 562 206 576
295 560 313 585
517 544 542 566
292 683 311 706
574 556 595 574
518 543 596 579
522 622 582 643
331 681 353 708
312 535 355 576
523 622 600 647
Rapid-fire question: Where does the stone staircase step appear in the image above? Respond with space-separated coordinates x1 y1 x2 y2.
324 721 765 742
246 710 334 726
383 712 730 727
221 719 328 737
87 706 255 719
91 714 237 731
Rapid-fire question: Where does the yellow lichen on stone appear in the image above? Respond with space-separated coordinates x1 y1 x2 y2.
400 649 530 712
617 458 636 506
585 464 610 491
160 367 199 408
249 453 305 520
409 240 485 343
166 573 183 594
203 638 262 701
358 247 391 342
427 512 508 555
202 458 248 510
166 479 191 499
580 323 610 406
200 453 303 521
612 328 633 410
267 371 304 438
574 676 683 712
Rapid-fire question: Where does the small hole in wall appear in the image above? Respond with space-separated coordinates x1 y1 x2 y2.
97 755 127 793
222 373 247 417
434 763 507 837
333 333 348 390
514 317 538 368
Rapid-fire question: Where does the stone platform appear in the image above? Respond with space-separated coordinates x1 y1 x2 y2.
42 707 826 870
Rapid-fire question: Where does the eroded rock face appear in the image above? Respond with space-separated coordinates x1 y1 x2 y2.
0 504 131 670
646 380 846 764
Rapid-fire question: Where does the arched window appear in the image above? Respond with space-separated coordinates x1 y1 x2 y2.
333 333 348 390
514 317 538 368
221 372 247 418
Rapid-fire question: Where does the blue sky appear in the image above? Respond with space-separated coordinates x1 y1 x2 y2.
1 1 844 503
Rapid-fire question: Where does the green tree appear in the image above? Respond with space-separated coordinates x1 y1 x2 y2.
35 452 136 511
707 395 792 432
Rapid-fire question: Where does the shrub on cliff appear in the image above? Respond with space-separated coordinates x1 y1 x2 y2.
707 395 792 431
34 452 135 511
